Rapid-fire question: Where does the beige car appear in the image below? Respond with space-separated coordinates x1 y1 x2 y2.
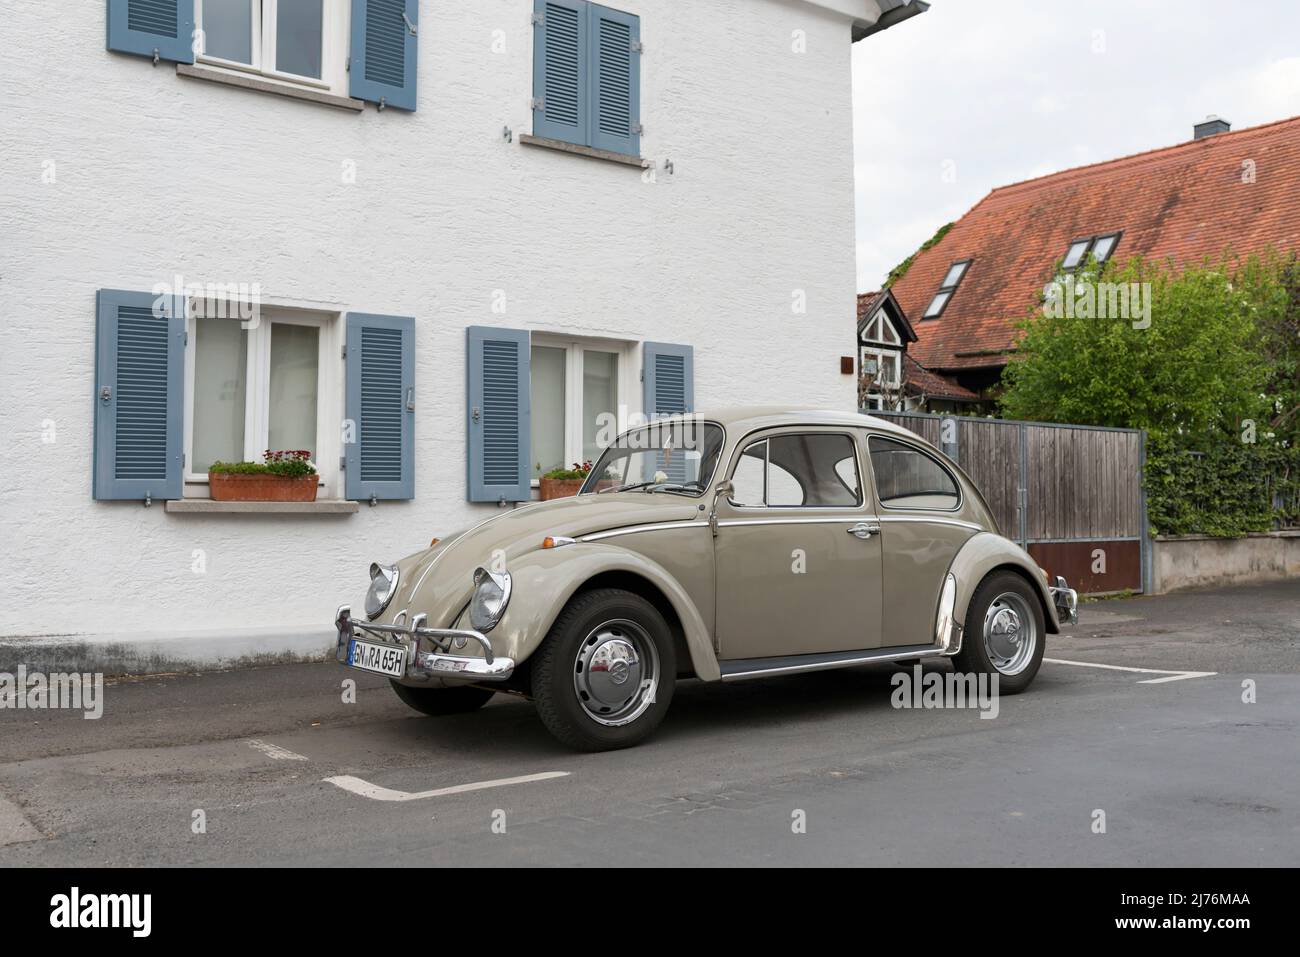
336 408 1077 751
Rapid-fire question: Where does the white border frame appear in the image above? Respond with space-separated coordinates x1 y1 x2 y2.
529 333 636 485
195 0 349 96
184 300 345 500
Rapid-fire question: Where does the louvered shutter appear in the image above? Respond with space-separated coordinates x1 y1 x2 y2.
467 327 530 504
588 4 640 156
345 313 415 501
106 0 195 64
532 0 589 146
642 343 693 484
350 0 419 111
93 289 185 501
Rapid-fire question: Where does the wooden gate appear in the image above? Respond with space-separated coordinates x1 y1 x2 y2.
873 412 1148 595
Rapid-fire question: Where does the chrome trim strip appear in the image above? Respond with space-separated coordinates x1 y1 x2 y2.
875 514 983 531
581 521 709 542
720 643 954 682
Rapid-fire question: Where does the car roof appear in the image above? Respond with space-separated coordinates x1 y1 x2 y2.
644 407 928 443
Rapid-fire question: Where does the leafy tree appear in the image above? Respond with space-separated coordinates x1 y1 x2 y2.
998 255 1273 444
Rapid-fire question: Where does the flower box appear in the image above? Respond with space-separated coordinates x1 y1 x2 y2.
209 472 319 502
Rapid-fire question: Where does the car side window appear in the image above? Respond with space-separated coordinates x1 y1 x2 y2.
729 433 862 508
868 436 961 510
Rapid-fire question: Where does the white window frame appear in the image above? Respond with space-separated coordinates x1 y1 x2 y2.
529 334 636 486
183 301 344 500
195 0 349 96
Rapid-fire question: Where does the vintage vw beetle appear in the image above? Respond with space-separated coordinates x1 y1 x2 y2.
335 408 1077 751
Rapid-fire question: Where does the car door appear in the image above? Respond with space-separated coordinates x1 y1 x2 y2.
714 428 884 660
865 433 979 646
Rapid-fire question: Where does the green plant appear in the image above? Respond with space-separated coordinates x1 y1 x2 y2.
883 222 954 289
210 449 317 479
541 460 594 481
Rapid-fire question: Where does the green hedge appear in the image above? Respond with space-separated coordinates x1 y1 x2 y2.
1145 438 1300 537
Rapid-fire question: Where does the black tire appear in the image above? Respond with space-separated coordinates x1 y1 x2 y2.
531 588 676 752
951 570 1046 694
389 681 495 716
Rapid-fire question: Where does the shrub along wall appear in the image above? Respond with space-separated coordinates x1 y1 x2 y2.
1144 439 1300 537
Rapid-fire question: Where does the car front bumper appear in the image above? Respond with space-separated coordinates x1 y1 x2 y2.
1048 576 1079 626
334 605 516 682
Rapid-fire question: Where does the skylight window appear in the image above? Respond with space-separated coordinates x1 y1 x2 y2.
1061 232 1122 272
923 258 972 320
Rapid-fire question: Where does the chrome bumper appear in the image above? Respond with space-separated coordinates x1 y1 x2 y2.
1048 576 1079 626
334 605 515 681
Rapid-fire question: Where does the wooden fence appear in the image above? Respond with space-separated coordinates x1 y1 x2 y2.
874 412 1149 595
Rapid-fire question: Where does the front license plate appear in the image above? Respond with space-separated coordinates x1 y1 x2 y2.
347 639 407 678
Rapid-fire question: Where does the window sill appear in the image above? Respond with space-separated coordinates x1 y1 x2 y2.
520 134 651 169
177 63 364 112
164 499 361 515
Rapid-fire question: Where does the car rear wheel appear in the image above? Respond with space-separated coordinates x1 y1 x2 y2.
389 681 495 716
952 570 1045 694
531 588 676 752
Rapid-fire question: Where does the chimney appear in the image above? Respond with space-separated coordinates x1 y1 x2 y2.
1194 115 1231 140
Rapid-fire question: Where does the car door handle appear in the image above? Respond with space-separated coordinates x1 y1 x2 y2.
847 522 881 539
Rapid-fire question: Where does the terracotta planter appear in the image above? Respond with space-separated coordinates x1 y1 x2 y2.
539 477 585 500
209 471 319 502
539 478 615 500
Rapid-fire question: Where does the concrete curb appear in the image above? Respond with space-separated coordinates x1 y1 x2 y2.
0 627 336 676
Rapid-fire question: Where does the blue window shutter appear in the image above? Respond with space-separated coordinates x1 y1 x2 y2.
349 0 419 111
532 0 589 146
467 327 531 504
106 0 195 64
587 4 640 156
643 342 694 419
93 289 184 501
345 313 415 501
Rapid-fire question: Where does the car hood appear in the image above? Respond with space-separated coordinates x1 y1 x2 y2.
378 492 702 628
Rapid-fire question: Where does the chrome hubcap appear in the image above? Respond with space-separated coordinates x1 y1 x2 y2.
982 592 1037 676
573 619 659 727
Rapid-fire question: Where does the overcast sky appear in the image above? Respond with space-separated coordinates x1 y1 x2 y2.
850 0 1300 292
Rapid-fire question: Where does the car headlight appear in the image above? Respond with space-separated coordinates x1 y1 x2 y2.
470 567 511 633
364 563 399 619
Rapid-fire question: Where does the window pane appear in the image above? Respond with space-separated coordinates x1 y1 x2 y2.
193 320 248 472
276 0 323 78
530 346 566 477
941 261 969 288
923 291 950 318
730 442 767 506
1062 240 1090 270
203 0 253 64
268 324 319 458
582 350 618 465
870 437 960 510
768 434 861 507
1091 234 1118 263
881 352 899 386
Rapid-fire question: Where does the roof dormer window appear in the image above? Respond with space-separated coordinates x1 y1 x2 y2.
922 259 972 320
1061 232 1122 273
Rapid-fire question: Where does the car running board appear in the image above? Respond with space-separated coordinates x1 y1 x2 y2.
719 643 951 682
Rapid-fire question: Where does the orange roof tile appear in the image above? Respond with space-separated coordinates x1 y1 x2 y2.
890 115 1300 371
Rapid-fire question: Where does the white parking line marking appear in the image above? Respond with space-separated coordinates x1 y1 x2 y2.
247 739 310 761
1044 658 1217 684
324 771 570 802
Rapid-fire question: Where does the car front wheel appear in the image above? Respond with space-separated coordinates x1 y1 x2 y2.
952 570 1045 694
531 588 676 752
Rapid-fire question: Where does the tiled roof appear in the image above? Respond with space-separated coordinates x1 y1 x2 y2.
901 353 979 401
890 115 1300 371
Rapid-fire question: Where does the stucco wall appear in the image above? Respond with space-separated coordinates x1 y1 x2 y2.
1151 532 1300 594
0 0 861 640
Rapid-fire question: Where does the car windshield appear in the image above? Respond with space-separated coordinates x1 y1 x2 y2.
580 421 725 497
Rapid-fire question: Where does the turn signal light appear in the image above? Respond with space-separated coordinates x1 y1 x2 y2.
429 537 440 547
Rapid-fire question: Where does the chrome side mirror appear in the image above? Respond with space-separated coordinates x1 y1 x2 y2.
708 480 734 536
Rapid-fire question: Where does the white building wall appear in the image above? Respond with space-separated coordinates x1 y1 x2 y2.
0 0 861 640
